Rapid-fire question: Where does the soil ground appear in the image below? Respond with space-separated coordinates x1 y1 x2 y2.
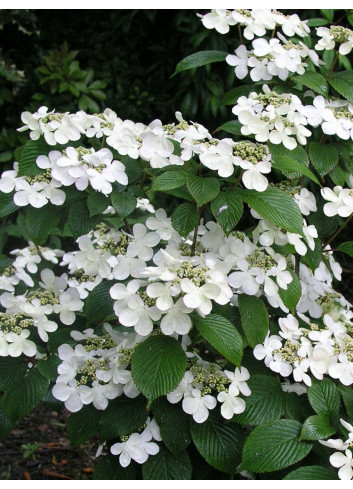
0 403 97 480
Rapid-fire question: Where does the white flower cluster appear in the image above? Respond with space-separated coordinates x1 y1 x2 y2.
255 307 353 387
227 34 320 82
320 418 353 480
233 85 311 149
304 95 353 141
167 356 250 423
321 185 353 218
0 268 83 357
200 9 310 38
316 25 353 55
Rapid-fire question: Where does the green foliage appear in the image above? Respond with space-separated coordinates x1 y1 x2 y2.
173 51 228 76
307 379 340 422
238 295 269 348
171 202 199 237
67 405 101 448
210 191 243 233
186 174 220 207
309 142 339 176
283 465 338 480
142 446 192 480
300 414 336 441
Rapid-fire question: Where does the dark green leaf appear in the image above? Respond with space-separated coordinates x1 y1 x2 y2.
194 314 243 367
142 446 192 480
111 191 137 218
191 410 244 474
37 355 60 382
307 378 340 421
222 85 254 106
99 396 148 441
329 70 353 104
0 405 17 438
300 414 336 441
131 335 187 403
17 138 52 176
186 174 220 207
291 72 329 97
272 155 320 185
215 120 243 136
238 295 269 348
309 142 338 176
210 191 243 233
340 385 353 418
0 192 19 218
84 280 115 324
171 203 198 237
152 171 186 191
94 455 137 480
25 204 60 245
279 270 302 314
173 51 228 77
242 420 312 473
0 357 27 391
241 187 303 235
338 241 353 257
234 375 285 425
87 192 110 216
283 465 338 480
67 405 101 448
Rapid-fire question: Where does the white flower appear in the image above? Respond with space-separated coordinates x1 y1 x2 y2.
110 430 159 467
180 278 221 316
226 45 249 79
118 294 161 336
146 208 176 240
330 450 353 480
5 330 37 357
126 224 160 261
225 367 251 396
217 384 246 419
182 388 217 423
167 371 194 404
160 298 193 336
201 9 236 34
52 380 83 412
54 289 84 325
254 333 282 365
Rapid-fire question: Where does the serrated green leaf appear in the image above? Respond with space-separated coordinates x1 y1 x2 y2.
111 191 137 218
338 241 353 257
84 280 115 324
131 335 187 403
340 385 353 418
186 174 220 207
241 187 303 235
300 414 336 441
291 72 329 97
191 410 244 474
119 156 142 184
309 142 338 176
329 70 353 104
37 355 60 382
1 369 49 422
278 270 302 314
0 192 19 218
283 465 338 480
242 419 312 473
238 295 269 348
171 202 198 237
142 446 192 480
272 155 320 185
25 204 60 245
99 395 148 441
94 455 137 480
151 398 191 456
303 239 322 271
284 392 314 422
47 327 77 353
68 198 101 238
172 50 228 77
222 85 254 106
210 191 243 233
87 192 110 216
194 314 243 367
307 378 340 421
0 357 27 391
67 405 101 448
234 375 285 425
152 170 186 191
17 138 52 176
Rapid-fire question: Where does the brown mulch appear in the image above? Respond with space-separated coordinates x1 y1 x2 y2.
0 404 97 480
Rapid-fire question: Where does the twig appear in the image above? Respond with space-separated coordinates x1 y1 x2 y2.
326 52 339 80
40 470 71 480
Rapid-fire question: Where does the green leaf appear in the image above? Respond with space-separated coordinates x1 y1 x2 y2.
191 410 244 474
242 419 312 473
37 355 60 382
307 378 340 421
0 405 17 438
300 414 336 441
84 280 115 324
241 187 303 235
340 385 353 418
17 138 52 176
284 392 314 422
67 405 101 448
0 357 27 391
68 198 102 238
194 313 243 367
186 174 220 207
303 239 322 271
171 202 198 237
142 446 192 480
272 155 321 185
309 142 338 176
99 396 148 441
151 398 191 456
238 295 269 348
0 192 19 218
210 191 243 233
291 72 329 97
279 270 302 314
1 369 49 422
111 191 137 218
234 375 285 425
172 50 228 77
152 171 186 191
215 120 243 136
131 335 187 403
25 204 60 245
94 455 137 480
120 156 142 184
329 70 353 104
283 465 338 480
87 192 110 216
338 241 353 257
222 85 254 106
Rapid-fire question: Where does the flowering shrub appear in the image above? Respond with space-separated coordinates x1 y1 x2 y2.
1 8 353 480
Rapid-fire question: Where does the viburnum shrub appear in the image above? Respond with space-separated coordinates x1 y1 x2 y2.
1 8 353 481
